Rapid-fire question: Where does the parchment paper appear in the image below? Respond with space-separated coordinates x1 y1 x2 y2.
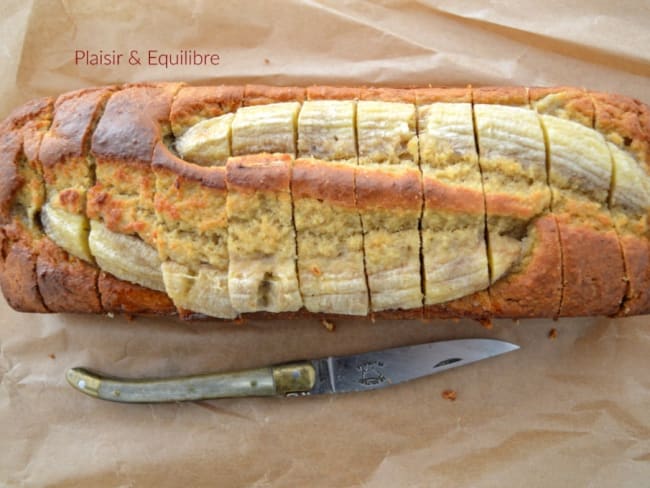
1 1 649 486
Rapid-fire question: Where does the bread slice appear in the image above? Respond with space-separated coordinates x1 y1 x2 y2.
0 97 53 313
415 87 491 318
33 87 116 313
530 87 626 316
355 89 423 314
87 83 183 310
226 153 302 313
356 166 423 313
39 87 115 262
293 87 370 315
292 159 368 315
591 92 650 315
153 143 236 318
473 87 561 318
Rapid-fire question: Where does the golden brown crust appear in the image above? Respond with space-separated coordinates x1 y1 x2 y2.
0 130 22 223
98 271 176 315
423 178 484 215
244 84 306 106
425 292 491 319
226 153 292 194
170 85 243 135
152 143 226 190
21 101 54 163
359 87 415 103
617 234 650 315
291 158 356 209
373 307 424 320
473 86 528 106
529 86 593 126
91 83 181 165
356 166 422 211
554 220 625 316
0 226 48 313
591 92 646 164
306 86 361 100
89 84 181 245
40 87 116 169
638 102 650 165
414 87 471 104
485 189 549 220
1 97 54 224
0 97 53 133
490 215 562 318
36 238 102 313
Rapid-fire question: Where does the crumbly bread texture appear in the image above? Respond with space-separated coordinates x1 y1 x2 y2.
1 83 649 321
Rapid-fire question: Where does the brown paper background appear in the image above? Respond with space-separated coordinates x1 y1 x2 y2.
1 1 649 486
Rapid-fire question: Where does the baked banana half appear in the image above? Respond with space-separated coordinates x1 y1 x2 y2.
1 83 648 320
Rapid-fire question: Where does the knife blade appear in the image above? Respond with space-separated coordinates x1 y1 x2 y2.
66 338 518 403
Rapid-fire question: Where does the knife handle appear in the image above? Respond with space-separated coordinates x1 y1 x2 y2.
65 362 316 403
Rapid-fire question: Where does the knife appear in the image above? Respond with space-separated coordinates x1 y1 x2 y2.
66 338 518 403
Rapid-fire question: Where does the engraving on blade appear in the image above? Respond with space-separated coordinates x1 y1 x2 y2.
357 361 386 386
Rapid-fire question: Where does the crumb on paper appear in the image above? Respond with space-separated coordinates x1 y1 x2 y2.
548 328 558 340
310 265 322 276
234 316 245 326
321 319 335 332
264 58 270 64
106 312 115 318
478 318 493 330
442 389 457 401
48 353 56 360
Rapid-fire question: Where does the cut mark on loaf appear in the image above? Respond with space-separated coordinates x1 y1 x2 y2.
532 104 563 319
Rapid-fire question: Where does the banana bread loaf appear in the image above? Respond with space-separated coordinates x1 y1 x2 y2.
1 83 648 320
